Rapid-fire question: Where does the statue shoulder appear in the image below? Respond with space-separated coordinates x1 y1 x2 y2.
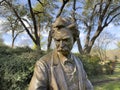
36 51 53 66
72 53 84 66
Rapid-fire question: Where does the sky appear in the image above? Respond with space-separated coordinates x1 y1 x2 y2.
101 24 120 49
0 20 120 52
0 0 120 52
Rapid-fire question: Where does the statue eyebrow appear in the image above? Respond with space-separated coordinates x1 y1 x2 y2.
54 36 70 40
62 36 71 39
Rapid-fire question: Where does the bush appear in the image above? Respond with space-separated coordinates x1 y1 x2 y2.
75 54 103 77
0 45 105 89
0 46 45 90
105 60 116 75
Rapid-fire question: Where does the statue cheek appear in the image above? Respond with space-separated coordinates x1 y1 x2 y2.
65 44 72 51
68 41 74 47
56 44 59 48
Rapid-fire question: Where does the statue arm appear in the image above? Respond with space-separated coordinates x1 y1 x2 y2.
28 61 49 90
83 70 94 90
74 56 93 90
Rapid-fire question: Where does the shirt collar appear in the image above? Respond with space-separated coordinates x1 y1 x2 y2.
57 52 74 65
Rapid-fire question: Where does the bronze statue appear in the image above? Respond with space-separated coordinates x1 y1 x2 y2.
28 17 93 90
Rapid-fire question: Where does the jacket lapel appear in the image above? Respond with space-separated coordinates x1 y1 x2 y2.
72 54 85 90
51 50 68 90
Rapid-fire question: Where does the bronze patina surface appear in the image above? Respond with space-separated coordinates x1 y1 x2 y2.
28 17 93 90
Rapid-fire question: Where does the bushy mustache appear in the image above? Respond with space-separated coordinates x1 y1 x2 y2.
57 47 69 52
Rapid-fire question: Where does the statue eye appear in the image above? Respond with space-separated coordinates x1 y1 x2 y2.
64 38 69 42
55 39 60 42
64 39 68 42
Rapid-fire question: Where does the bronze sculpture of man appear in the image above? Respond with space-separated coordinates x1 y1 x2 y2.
28 17 93 90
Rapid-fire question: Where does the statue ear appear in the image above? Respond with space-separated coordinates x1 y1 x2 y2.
67 23 80 39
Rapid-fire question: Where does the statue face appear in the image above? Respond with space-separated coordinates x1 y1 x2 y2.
53 28 74 56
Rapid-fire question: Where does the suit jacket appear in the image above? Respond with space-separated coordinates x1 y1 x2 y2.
28 50 93 90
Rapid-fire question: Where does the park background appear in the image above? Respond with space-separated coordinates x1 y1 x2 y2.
0 0 120 90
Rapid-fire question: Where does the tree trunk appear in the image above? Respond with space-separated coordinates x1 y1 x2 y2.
76 38 84 55
83 26 104 54
12 39 15 48
11 30 15 48
36 23 41 50
28 0 41 50
35 40 41 50
47 30 52 51
12 38 15 48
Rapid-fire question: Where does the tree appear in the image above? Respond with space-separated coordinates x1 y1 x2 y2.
91 31 116 61
116 41 120 49
1 0 120 53
33 0 53 49
0 34 4 46
0 0 51 50
47 0 120 54
77 0 120 54
0 15 23 48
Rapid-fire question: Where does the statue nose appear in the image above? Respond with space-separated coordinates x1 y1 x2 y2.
60 41 64 48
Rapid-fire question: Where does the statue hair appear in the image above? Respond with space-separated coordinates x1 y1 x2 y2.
52 17 79 42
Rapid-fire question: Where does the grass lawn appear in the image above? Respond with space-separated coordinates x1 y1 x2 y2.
94 81 120 90
93 62 120 90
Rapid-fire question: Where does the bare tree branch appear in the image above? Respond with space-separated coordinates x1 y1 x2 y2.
104 6 120 25
0 0 4 5
28 0 40 46
56 0 69 18
83 21 89 27
72 0 76 22
12 30 24 48
100 0 112 21
99 0 103 15
14 30 24 40
76 6 82 10
4 0 36 44
83 1 102 53
90 2 101 21
89 0 111 48
107 12 120 26
37 0 44 6
22 18 33 33
87 26 103 54
34 10 44 15
72 0 84 54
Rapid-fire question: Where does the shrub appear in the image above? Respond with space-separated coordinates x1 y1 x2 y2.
104 60 116 75
0 46 45 90
75 54 103 77
0 45 105 89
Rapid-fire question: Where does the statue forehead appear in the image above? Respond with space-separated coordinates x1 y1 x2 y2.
53 28 72 39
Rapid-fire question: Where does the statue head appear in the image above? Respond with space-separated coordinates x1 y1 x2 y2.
52 17 79 56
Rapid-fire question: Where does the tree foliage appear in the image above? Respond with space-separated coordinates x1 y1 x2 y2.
0 0 120 53
116 41 120 49
0 34 4 46
75 0 120 54
47 0 120 54
0 0 52 50
92 31 115 61
0 15 23 48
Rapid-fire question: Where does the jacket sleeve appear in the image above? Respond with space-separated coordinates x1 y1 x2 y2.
82 68 93 90
74 55 93 90
28 60 49 90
